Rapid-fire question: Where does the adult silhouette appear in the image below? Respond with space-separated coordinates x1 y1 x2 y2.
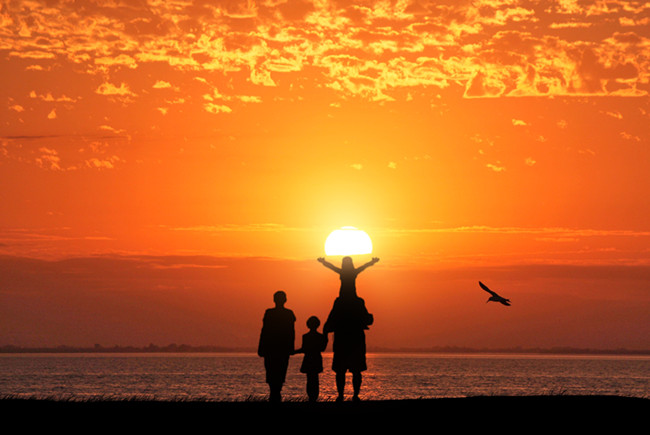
317 256 379 297
322 266 375 402
257 290 296 402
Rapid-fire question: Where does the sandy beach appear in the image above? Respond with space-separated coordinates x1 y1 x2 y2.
3 395 647 431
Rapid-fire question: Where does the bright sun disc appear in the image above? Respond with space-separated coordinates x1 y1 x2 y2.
324 226 373 256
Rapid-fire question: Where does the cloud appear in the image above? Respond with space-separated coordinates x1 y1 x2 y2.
377 226 650 245
29 91 76 102
605 111 623 119
95 82 135 97
486 162 506 172
204 103 233 114
464 70 507 98
95 54 138 69
98 125 126 135
1 0 649 114
153 80 172 89
549 22 592 29
85 156 121 170
620 132 641 141
35 147 62 170
166 223 309 234
236 95 262 103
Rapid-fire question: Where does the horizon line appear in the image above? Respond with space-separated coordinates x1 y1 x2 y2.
2 344 649 356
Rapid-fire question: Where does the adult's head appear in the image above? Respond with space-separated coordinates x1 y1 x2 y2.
341 256 354 271
273 290 287 306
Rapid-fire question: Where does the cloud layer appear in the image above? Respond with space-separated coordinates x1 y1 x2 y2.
2 0 649 112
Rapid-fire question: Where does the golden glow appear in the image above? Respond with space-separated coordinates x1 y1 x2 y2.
324 226 373 256
1 1 649 351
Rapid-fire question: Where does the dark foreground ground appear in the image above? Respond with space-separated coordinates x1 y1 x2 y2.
3 395 648 432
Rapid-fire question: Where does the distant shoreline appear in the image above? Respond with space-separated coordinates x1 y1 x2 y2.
2 344 649 355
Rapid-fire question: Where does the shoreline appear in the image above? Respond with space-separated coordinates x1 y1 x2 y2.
2 349 650 357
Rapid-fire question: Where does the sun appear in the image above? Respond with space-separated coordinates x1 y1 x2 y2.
324 226 373 256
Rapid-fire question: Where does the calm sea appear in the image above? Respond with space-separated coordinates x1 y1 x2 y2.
1 353 648 401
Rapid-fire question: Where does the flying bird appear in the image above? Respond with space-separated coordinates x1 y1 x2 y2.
479 281 511 306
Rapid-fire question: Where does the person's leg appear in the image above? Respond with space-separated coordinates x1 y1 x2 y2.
306 373 319 402
266 356 287 402
352 371 362 401
269 382 282 402
335 370 346 401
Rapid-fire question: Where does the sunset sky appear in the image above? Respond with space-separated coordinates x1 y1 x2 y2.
1 0 649 351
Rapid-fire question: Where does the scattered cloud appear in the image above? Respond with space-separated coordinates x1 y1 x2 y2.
98 125 126 135
35 147 62 170
95 54 137 69
204 103 232 114
85 156 121 170
379 225 650 238
167 223 308 233
487 162 506 172
620 132 641 141
30 91 77 102
153 80 172 89
96 82 135 97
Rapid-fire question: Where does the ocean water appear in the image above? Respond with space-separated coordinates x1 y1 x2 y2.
0 353 648 401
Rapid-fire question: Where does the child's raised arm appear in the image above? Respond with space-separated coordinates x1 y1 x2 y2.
355 257 379 273
317 257 341 273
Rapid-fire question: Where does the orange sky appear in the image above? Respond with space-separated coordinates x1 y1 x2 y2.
1 0 649 350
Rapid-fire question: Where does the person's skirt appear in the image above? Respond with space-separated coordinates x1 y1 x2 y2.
300 353 324 374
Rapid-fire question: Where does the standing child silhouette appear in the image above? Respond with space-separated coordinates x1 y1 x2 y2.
294 316 328 402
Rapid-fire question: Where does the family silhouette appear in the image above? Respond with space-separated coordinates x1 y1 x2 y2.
258 256 379 402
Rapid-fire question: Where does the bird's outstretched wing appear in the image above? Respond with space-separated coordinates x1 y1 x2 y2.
479 281 497 296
